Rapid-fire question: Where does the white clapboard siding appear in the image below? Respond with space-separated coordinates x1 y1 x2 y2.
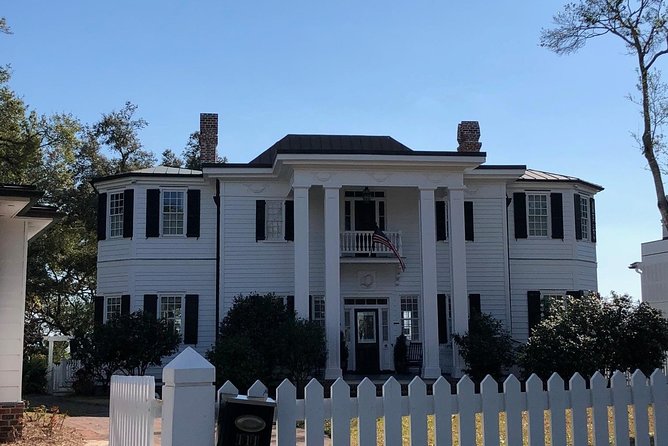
211 369 668 446
109 375 160 446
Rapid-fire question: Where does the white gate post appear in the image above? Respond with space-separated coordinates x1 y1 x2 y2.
161 347 216 446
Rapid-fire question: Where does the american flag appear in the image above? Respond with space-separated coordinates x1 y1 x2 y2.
372 227 406 271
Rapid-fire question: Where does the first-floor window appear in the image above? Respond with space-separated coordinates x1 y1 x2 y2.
160 295 183 334
265 200 284 240
400 295 420 341
311 296 325 327
105 296 122 322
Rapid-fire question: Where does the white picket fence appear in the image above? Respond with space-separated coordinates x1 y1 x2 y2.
109 375 161 446
219 369 668 446
48 359 80 393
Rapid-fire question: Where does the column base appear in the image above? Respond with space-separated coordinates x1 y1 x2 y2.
422 366 442 380
325 367 342 380
0 402 24 444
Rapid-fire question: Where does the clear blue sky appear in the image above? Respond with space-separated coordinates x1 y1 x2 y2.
2 1 661 298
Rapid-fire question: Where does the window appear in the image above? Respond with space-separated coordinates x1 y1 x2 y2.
265 200 284 241
162 190 185 235
105 296 122 322
400 296 420 341
160 295 183 334
109 192 124 238
580 196 590 241
311 296 325 327
527 193 548 237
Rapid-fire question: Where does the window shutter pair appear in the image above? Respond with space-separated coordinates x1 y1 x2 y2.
146 189 201 238
435 201 473 241
97 190 134 240
143 294 199 345
513 192 564 239
93 294 131 324
256 200 294 241
574 194 597 241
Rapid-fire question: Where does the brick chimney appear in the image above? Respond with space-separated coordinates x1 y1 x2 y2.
457 121 482 152
199 113 218 164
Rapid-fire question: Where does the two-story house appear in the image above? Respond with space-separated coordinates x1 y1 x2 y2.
93 114 602 379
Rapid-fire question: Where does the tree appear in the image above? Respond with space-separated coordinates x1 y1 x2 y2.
542 0 668 231
182 131 227 170
160 149 183 168
519 292 668 379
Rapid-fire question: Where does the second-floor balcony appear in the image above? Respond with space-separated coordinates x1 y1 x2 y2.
340 230 403 257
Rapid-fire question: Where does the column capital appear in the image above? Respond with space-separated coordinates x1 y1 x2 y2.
418 186 437 192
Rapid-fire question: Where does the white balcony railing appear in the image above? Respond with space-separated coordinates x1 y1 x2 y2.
340 230 402 256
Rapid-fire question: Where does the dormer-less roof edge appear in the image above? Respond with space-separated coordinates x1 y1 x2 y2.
91 171 204 184
516 168 604 192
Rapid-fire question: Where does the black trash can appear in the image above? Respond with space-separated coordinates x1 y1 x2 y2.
217 394 276 446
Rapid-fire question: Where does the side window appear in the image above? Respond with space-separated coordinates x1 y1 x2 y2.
527 193 549 237
580 196 590 241
109 192 124 238
265 200 284 240
400 295 420 341
311 295 325 327
160 295 183 334
162 190 185 236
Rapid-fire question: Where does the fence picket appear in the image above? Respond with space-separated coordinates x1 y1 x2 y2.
382 377 402 446
526 374 545 446
109 375 156 446
305 379 325 446
330 378 350 446
457 375 476 446
630 370 650 446
502 375 522 446
248 380 268 398
547 373 567 446
433 376 453 446
277 379 297 446
569 373 589 446
651 369 668 446
357 378 377 446
610 371 630 446
480 375 500 446
408 377 428 446
590 371 609 446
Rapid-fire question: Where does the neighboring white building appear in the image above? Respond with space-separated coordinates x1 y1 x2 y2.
0 184 58 441
635 221 668 315
93 115 603 379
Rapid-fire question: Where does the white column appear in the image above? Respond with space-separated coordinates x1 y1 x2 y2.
293 186 310 318
418 188 441 379
324 186 342 379
448 187 468 377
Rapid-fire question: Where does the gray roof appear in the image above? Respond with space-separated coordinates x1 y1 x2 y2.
520 169 603 191
130 166 202 175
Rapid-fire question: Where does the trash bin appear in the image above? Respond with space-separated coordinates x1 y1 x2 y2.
217 394 276 446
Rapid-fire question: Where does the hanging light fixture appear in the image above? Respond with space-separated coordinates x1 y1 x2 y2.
362 187 372 202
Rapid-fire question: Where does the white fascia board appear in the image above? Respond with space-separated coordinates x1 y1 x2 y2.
276 153 485 168
508 182 601 195
95 175 207 191
203 167 277 180
466 168 526 182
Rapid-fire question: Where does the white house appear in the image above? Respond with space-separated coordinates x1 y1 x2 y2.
634 221 668 315
93 115 602 379
0 184 58 442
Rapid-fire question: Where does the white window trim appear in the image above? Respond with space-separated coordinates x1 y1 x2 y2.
262 200 286 242
400 294 421 342
160 188 187 237
311 295 325 326
104 295 122 323
439 199 449 243
159 293 185 335
526 192 550 239
108 191 124 239
579 195 590 241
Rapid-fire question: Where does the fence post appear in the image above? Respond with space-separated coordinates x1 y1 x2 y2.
161 347 216 446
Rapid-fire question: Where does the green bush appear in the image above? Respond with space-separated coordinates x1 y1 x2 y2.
453 313 515 382
22 354 48 394
519 292 668 379
207 293 327 391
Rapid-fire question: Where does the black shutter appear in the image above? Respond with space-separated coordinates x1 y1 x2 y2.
284 201 294 241
146 189 161 238
437 294 448 344
143 294 158 317
186 189 201 238
590 197 596 242
256 200 266 241
527 291 541 336
184 294 199 345
121 294 131 315
566 290 583 298
513 193 527 239
123 189 134 238
574 193 582 240
435 201 446 241
94 296 104 324
469 294 481 318
97 193 107 241
464 201 474 241
287 295 295 315
550 193 563 239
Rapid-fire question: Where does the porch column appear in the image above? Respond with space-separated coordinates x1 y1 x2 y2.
324 186 342 379
419 187 441 379
448 187 468 377
294 186 310 318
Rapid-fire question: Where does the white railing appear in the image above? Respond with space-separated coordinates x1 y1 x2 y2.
340 230 402 256
219 369 668 445
109 375 161 446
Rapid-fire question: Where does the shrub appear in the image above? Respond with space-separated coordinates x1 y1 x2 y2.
22 355 48 394
207 293 327 391
453 313 515 382
519 292 668 379
393 334 408 374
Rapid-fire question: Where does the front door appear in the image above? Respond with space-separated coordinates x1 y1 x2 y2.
354 201 376 231
355 309 380 374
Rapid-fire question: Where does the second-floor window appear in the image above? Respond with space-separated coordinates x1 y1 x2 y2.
580 196 590 241
265 200 284 240
162 190 185 235
527 193 548 237
109 192 124 238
